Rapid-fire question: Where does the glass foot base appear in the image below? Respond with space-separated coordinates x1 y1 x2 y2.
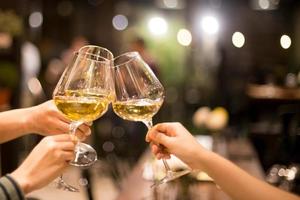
70 143 97 167
151 169 190 188
55 176 79 192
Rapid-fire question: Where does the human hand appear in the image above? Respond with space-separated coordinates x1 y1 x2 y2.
146 122 209 170
10 134 76 194
25 100 91 140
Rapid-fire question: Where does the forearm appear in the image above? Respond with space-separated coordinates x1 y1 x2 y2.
0 108 33 143
199 151 299 200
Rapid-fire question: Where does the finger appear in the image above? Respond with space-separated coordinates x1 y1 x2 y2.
152 123 176 137
77 124 91 136
157 153 165 160
146 123 171 142
151 143 159 154
153 123 170 133
52 120 70 134
84 121 93 126
145 132 150 142
61 151 75 161
60 141 76 151
157 152 170 160
148 131 171 147
74 130 86 141
158 144 169 155
52 134 73 142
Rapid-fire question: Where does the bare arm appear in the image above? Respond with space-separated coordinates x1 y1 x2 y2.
147 122 299 200
199 151 299 200
0 107 35 143
0 100 91 143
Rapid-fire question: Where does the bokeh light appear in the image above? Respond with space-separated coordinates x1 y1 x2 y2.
102 141 115 152
201 16 219 35
163 0 178 8
232 32 245 48
148 17 168 36
112 14 128 31
177 29 192 46
28 78 42 95
258 0 270 9
280 35 291 49
29 12 43 28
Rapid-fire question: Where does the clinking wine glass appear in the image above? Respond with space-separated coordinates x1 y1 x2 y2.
111 52 190 187
53 47 113 191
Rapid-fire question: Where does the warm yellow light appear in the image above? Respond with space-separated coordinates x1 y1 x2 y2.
148 17 168 36
280 35 291 49
232 32 245 48
177 29 192 46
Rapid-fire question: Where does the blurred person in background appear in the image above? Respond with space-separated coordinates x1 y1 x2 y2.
43 36 89 98
129 36 159 76
146 122 300 200
0 100 91 199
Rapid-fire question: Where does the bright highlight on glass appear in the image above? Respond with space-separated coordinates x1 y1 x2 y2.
280 35 291 49
148 17 168 36
201 16 219 35
177 29 192 46
29 12 43 28
232 32 245 48
112 14 128 31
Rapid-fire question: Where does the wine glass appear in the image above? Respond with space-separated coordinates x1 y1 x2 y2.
111 52 190 187
53 48 113 191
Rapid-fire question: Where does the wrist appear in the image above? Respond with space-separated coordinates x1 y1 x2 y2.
192 147 213 171
21 107 36 134
10 170 32 194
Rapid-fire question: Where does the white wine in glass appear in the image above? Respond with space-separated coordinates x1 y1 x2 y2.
112 52 190 187
54 90 109 122
113 99 163 122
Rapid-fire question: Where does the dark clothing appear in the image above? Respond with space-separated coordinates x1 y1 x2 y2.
0 175 25 200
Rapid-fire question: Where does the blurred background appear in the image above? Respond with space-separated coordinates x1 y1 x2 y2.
0 0 299 199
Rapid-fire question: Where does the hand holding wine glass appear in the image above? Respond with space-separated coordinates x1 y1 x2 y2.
111 52 190 187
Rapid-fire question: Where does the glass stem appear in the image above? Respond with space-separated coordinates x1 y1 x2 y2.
69 121 83 139
69 121 83 162
143 119 172 174
162 159 172 172
142 119 153 129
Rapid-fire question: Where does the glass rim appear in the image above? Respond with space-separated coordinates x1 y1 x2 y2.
74 51 111 64
113 51 140 68
79 45 114 60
